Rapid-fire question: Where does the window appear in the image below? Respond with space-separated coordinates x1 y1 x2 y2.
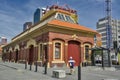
40 44 43 59
97 28 106 32
119 41 120 43
102 37 106 41
57 13 65 21
55 43 61 59
102 42 106 45
85 45 89 60
56 13 75 23
118 36 120 38
101 33 106 36
65 15 74 23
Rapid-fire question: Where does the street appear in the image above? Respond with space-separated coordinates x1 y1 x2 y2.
0 61 120 80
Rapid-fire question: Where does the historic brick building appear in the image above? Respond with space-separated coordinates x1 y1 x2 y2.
2 5 101 67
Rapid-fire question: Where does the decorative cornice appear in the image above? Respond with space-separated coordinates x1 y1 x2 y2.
72 34 78 40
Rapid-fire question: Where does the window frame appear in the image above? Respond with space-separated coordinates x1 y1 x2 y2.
54 43 61 59
85 45 89 60
53 40 63 60
56 13 75 23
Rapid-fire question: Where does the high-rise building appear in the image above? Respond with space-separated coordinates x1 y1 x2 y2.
23 22 32 31
97 17 120 49
33 8 46 24
0 37 7 45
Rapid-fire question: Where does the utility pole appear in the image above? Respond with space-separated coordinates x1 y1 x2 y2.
105 0 112 67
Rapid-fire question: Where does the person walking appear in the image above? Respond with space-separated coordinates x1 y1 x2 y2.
68 56 75 75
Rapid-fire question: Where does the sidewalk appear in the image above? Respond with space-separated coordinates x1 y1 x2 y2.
0 61 118 80
82 66 116 71
0 61 78 80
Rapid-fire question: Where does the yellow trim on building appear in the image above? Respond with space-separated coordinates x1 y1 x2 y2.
14 44 20 51
27 39 37 48
81 45 84 47
48 42 52 44
38 43 43 61
41 10 56 21
53 40 64 61
83 43 92 61
52 60 65 63
65 43 68 46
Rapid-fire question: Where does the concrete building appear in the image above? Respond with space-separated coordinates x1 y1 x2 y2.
23 22 32 31
97 17 120 64
97 17 120 49
2 5 100 67
33 8 46 24
0 37 7 60
0 37 7 45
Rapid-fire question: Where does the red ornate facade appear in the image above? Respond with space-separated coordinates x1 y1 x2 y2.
2 5 101 67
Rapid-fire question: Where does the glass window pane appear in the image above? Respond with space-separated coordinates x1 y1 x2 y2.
55 43 61 59
65 15 74 23
57 13 65 21
56 13 75 23
60 14 65 21
57 14 61 20
85 45 89 60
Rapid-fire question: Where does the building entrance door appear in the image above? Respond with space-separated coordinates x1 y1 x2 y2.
68 41 80 66
15 49 18 63
29 45 34 64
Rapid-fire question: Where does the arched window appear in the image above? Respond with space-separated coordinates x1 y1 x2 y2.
85 45 89 60
55 42 61 59
39 44 43 60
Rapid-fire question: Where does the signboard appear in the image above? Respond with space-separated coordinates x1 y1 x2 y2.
103 50 109 67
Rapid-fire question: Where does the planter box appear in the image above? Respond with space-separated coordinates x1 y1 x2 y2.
53 70 66 78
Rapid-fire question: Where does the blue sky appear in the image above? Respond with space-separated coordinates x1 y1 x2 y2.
0 0 119 42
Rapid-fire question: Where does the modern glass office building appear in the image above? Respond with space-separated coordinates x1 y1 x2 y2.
33 8 46 24
34 8 42 24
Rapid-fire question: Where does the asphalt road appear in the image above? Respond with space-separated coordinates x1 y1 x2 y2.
0 61 120 80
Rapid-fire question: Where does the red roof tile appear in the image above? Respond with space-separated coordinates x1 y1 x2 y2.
48 20 97 33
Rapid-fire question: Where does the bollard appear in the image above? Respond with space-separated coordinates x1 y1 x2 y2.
25 61 27 69
35 62 38 72
78 65 81 80
30 63 32 71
